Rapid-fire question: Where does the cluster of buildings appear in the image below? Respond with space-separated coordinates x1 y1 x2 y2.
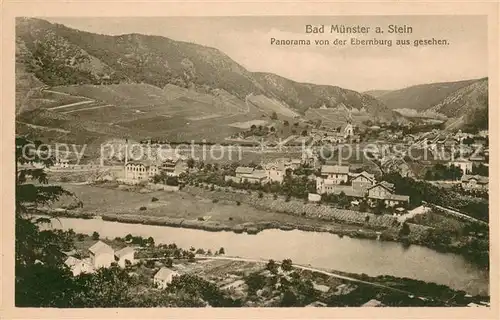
64 240 182 289
64 241 136 276
310 124 360 144
123 146 188 184
315 164 410 207
224 157 307 184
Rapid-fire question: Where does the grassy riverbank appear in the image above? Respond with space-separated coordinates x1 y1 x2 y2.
49 183 489 269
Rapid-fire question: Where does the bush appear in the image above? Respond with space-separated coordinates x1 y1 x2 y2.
151 197 159 202
139 206 147 211
212 199 219 203
236 201 241 206
228 217 233 221
258 191 264 198
273 194 278 200
91 231 99 240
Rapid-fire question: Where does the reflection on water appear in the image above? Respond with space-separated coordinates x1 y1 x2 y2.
46 217 489 295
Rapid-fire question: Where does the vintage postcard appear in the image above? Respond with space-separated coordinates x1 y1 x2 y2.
1 1 499 319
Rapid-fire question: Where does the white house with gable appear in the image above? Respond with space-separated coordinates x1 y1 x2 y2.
89 241 115 269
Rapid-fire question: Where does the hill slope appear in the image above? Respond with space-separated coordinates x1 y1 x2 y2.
16 17 391 120
429 78 488 131
373 79 481 111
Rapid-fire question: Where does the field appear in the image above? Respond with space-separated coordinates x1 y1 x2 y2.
17 83 280 143
53 184 376 234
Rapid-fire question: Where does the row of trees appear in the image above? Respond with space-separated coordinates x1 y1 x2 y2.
424 164 463 181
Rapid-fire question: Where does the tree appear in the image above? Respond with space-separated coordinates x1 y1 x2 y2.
337 191 350 209
281 258 293 272
245 272 266 296
147 236 155 247
399 222 411 237
218 247 225 255
266 259 278 274
271 112 278 120
15 137 78 306
92 232 100 240
187 158 195 169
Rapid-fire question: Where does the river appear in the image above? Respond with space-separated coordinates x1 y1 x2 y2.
47 217 489 295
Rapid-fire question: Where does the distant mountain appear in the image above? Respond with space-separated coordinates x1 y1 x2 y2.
15 17 392 120
363 90 392 99
372 79 481 111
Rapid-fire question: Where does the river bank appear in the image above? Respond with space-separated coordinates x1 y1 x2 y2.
48 183 489 269
42 216 490 295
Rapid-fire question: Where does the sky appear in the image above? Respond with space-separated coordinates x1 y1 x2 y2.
45 16 487 92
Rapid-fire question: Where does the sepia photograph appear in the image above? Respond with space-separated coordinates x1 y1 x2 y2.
6 8 496 314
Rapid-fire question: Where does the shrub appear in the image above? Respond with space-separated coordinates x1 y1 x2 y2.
91 231 99 240
228 217 233 221
139 206 147 211
212 199 219 203
151 197 159 202
273 194 278 200
258 191 264 198
236 201 241 206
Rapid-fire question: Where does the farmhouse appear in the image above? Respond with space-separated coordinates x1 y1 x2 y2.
154 267 180 289
367 182 409 207
115 246 135 268
319 165 349 184
351 171 375 191
89 241 115 269
225 167 269 185
461 175 488 191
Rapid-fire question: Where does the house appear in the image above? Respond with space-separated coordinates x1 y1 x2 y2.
235 166 255 178
89 241 115 269
115 247 135 268
227 167 268 184
461 175 488 191
448 159 473 174
64 256 94 276
319 165 349 184
154 267 180 289
124 160 159 181
351 171 376 191
263 158 300 183
367 182 409 207
265 162 286 183
243 170 268 184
